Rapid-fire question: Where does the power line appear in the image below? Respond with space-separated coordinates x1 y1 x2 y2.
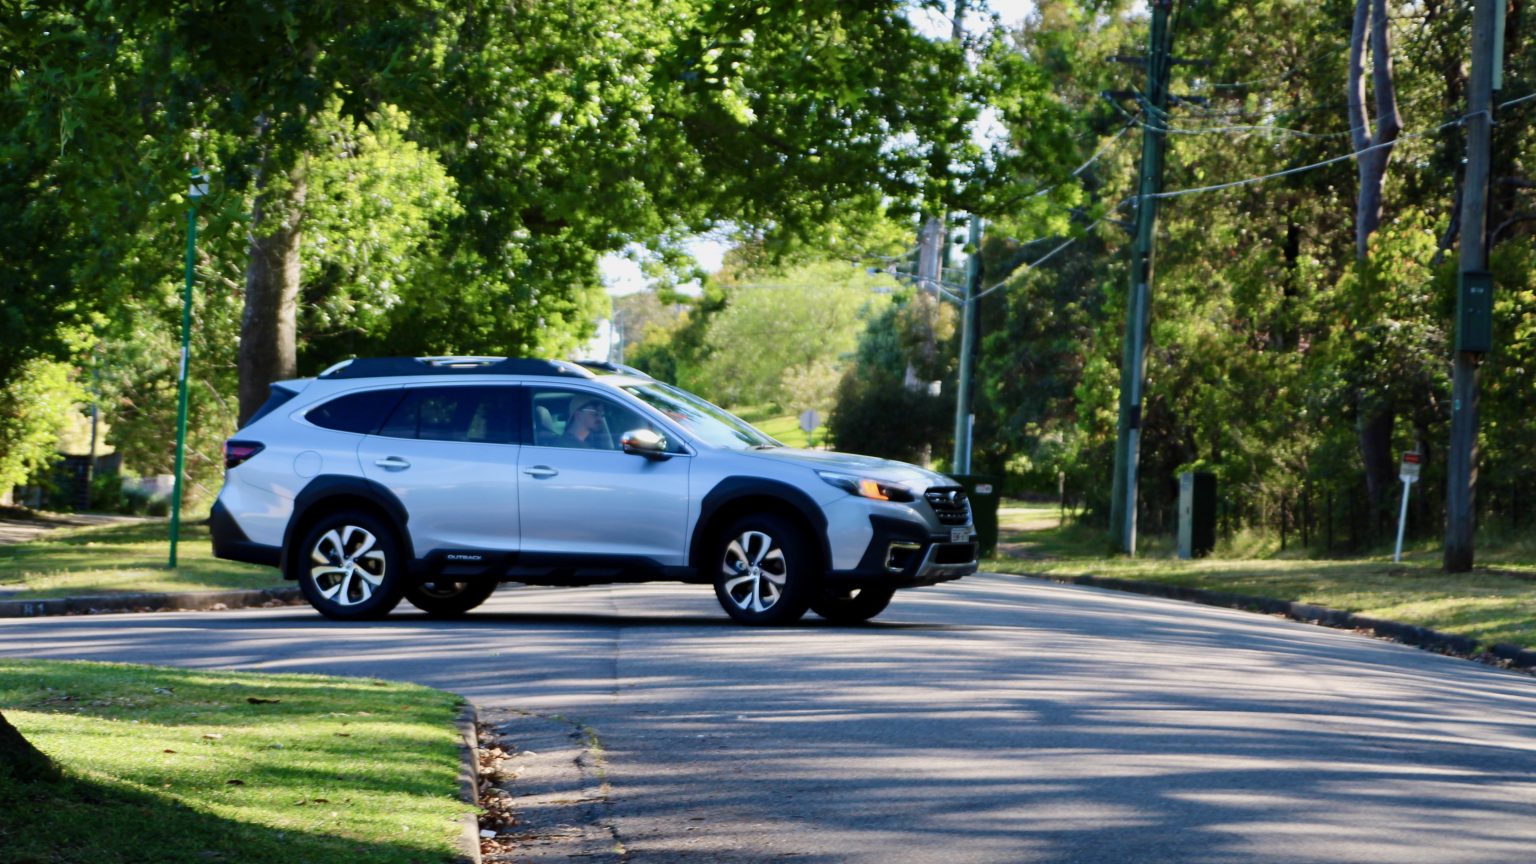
1142 96 1536 201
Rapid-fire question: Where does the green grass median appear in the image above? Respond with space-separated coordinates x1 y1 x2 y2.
989 501 1536 652
0 659 470 864
0 520 284 599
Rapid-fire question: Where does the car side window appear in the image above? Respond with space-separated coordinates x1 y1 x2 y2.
305 388 402 434
528 388 655 451
375 386 517 444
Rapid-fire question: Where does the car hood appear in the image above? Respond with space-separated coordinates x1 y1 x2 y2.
742 447 957 490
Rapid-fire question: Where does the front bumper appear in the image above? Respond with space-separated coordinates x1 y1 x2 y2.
825 515 977 588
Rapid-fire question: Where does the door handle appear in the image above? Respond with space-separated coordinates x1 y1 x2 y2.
374 457 411 471
522 465 558 478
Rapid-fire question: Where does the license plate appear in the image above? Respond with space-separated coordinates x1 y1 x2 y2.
951 527 969 543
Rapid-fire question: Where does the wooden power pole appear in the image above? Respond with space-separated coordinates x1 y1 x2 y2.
1445 0 1498 571
1108 0 1175 555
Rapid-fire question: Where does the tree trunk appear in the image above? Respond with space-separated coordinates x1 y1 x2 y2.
0 709 57 783
1346 0 1402 258
238 160 307 426
1346 0 1403 531
1357 406 1397 541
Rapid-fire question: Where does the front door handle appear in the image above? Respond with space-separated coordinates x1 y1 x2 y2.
522 465 558 478
374 457 411 471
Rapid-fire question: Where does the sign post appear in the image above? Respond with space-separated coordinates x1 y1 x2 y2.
1393 452 1422 563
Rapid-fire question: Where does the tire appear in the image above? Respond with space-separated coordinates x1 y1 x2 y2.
811 585 895 624
294 511 405 620
404 580 500 617
711 514 814 626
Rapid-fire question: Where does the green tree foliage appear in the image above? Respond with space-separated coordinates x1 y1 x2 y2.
687 261 895 410
961 0 1535 546
828 290 957 464
0 358 85 498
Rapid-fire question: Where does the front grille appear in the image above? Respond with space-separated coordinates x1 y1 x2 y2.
924 487 971 525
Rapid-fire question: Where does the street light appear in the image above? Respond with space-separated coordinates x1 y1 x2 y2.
169 167 207 568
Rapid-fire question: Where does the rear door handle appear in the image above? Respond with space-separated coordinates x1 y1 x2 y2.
374 457 411 471
522 465 558 478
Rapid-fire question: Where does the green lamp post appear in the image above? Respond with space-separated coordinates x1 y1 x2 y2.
169 168 208 568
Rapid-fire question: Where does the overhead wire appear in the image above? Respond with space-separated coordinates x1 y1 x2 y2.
1145 92 1535 202
924 87 1536 306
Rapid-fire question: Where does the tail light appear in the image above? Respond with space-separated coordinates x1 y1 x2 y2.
225 440 265 470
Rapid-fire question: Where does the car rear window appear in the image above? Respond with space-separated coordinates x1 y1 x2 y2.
244 384 301 428
306 388 403 434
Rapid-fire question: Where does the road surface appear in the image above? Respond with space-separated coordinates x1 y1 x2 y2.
2 573 1534 863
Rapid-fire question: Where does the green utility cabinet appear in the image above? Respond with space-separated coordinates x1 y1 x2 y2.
952 475 999 558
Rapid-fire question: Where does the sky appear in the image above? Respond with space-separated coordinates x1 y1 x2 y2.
597 1 1038 300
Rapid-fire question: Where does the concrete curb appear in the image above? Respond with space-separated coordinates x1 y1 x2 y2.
1027 572 1536 673
0 587 305 618
455 702 484 864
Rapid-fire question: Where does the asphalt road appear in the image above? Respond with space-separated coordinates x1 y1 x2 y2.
2 573 1535 863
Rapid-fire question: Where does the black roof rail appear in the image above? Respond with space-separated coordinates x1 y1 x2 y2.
575 359 654 379
318 357 594 380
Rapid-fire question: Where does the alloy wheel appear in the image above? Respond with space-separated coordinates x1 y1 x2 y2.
720 529 788 613
309 524 387 607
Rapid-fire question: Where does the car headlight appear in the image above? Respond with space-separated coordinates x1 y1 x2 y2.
816 470 915 503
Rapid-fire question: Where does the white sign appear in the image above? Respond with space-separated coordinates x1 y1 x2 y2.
1399 452 1422 483
798 409 819 434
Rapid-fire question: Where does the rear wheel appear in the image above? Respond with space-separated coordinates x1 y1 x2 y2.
294 511 404 620
404 580 500 617
811 585 895 624
711 514 814 626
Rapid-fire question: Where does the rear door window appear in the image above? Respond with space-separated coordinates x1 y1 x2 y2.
376 386 518 444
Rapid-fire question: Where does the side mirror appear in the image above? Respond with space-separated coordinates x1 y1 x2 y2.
620 428 670 459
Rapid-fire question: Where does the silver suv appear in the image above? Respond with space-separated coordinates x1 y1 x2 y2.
210 357 977 625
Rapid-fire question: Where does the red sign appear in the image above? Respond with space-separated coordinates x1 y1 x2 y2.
1403 452 1423 464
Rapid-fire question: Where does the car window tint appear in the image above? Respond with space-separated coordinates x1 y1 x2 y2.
305 388 402 434
528 388 654 451
376 386 516 444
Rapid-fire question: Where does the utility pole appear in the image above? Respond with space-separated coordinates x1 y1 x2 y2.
952 216 983 473
1108 0 1175 555
1445 0 1498 571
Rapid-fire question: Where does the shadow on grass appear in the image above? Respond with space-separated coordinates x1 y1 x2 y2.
0 768 452 864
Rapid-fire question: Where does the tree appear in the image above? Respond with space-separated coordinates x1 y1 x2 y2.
1344 0 1406 529
829 289 957 463
0 358 86 501
688 261 895 409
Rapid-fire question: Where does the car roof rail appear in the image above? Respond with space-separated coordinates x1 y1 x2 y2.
318 357 595 380
575 359 654 379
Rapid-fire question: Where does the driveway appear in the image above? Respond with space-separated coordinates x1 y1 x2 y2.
1 574 1534 863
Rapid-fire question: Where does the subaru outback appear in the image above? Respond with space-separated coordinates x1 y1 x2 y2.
210 357 977 625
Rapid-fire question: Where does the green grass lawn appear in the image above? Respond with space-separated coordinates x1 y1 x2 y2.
0 520 285 599
987 501 1536 651
0 659 470 864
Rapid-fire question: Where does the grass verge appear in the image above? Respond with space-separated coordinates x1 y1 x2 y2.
0 520 284 599
988 501 1536 651
0 659 470 864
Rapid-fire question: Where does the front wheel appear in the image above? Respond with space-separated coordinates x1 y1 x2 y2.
711 514 814 626
294 511 405 620
404 580 500 617
811 585 895 624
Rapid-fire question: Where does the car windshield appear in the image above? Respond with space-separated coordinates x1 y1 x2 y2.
622 382 779 450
